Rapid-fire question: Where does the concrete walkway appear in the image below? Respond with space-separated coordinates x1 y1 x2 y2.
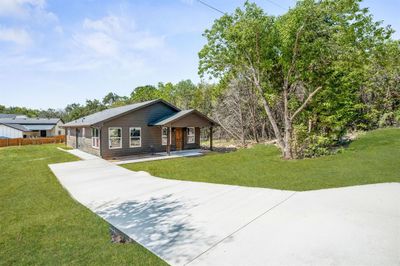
49 154 400 266
57 147 99 160
112 149 205 165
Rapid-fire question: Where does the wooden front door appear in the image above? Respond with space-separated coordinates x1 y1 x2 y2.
175 128 183 150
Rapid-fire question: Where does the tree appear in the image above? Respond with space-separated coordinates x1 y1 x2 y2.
102 92 121 106
130 85 159 102
199 0 393 159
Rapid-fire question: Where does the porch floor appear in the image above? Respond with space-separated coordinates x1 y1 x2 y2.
110 149 206 165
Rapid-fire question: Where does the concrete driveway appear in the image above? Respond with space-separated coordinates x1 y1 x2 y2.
49 153 400 266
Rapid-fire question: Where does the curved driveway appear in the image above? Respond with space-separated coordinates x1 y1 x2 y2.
49 151 400 266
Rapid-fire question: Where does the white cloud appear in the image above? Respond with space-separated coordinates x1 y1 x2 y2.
75 15 165 57
54 25 63 34
75 32 118 56
0 26 31 46
83 15 124 35
0 0 57 22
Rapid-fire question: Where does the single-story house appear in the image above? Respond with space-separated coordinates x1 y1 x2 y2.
0 114 64 139
62 99 218 159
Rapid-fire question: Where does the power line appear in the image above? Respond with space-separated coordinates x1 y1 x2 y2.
196 0 226 15
265 0 287 10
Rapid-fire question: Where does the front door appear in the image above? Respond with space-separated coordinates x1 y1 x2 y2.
175 128 183 150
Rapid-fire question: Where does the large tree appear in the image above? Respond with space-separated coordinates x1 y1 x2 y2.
199 0 393 159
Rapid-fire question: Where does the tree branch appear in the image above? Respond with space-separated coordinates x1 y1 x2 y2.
244 57 285 150
290 86 322 121
284 24 305 90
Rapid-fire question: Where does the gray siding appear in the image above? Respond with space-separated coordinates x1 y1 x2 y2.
100 102 177 159
66 127 100 157
169 113 213 128
182 127 201 150
65 101 205 159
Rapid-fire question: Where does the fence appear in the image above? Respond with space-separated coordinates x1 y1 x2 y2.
0 135 65 148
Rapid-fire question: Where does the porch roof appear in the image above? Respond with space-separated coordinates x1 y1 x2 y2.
149 109 218 127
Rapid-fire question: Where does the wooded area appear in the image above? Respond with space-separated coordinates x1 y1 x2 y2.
1 0 399 159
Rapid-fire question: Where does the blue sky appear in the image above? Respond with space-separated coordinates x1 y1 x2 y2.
1 0 399 109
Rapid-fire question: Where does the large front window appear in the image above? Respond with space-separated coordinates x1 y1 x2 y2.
162 127 168 145
187 127 195 144
130 127 141 147
108 127 122 149
92 128 100 148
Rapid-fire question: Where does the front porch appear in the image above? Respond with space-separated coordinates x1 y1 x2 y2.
110 149 207 165
149 109 218 155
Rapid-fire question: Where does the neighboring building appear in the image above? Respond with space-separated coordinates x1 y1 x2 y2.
62 99 218 159
0 115 64 139
0 114 20 119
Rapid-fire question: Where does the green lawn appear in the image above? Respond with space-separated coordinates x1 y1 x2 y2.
0 144 166 265
123 128 400 191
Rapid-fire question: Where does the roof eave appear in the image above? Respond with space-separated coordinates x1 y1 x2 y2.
149 109 219 127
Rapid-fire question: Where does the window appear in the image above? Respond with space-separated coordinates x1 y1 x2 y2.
187 127 195 144
161 127 168 145
108 127 122 149
92 128 100 148
130 127 141 147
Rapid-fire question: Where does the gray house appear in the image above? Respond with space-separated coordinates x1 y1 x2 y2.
62 99 217 159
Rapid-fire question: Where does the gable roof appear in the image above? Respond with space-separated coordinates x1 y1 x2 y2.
63 99 180 127
0 118 60 125
150 109 218 126
0 123 30 132
0 114 17 119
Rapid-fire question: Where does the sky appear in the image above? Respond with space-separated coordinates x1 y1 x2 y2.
0 0 399 110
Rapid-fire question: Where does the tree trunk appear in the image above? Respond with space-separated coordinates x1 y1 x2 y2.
252 76 285 151
283 85 293 159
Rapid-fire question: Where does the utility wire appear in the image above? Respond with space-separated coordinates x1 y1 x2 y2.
265 0 287 10
196 0 226 15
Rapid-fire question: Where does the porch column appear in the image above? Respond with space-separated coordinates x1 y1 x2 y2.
210 126 213 151
167 126 171 156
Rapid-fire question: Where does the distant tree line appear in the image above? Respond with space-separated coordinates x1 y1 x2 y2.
0 79 218 124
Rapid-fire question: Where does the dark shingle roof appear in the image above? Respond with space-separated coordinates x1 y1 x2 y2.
63 99 180 127
150 110 194 126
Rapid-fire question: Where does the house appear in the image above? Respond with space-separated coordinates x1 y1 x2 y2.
0 114 64 139
62 99 218 159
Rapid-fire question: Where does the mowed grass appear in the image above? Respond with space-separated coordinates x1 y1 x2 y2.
124 128 400 191
0 144 166 265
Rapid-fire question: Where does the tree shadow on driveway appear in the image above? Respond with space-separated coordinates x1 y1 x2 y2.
96 194 217 265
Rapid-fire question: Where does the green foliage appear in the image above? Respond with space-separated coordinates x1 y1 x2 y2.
130 85 159 102
102 92 128 106
199 0 399 158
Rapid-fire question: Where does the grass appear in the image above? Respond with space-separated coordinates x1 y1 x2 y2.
0 144 166 265
123 128 400 191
